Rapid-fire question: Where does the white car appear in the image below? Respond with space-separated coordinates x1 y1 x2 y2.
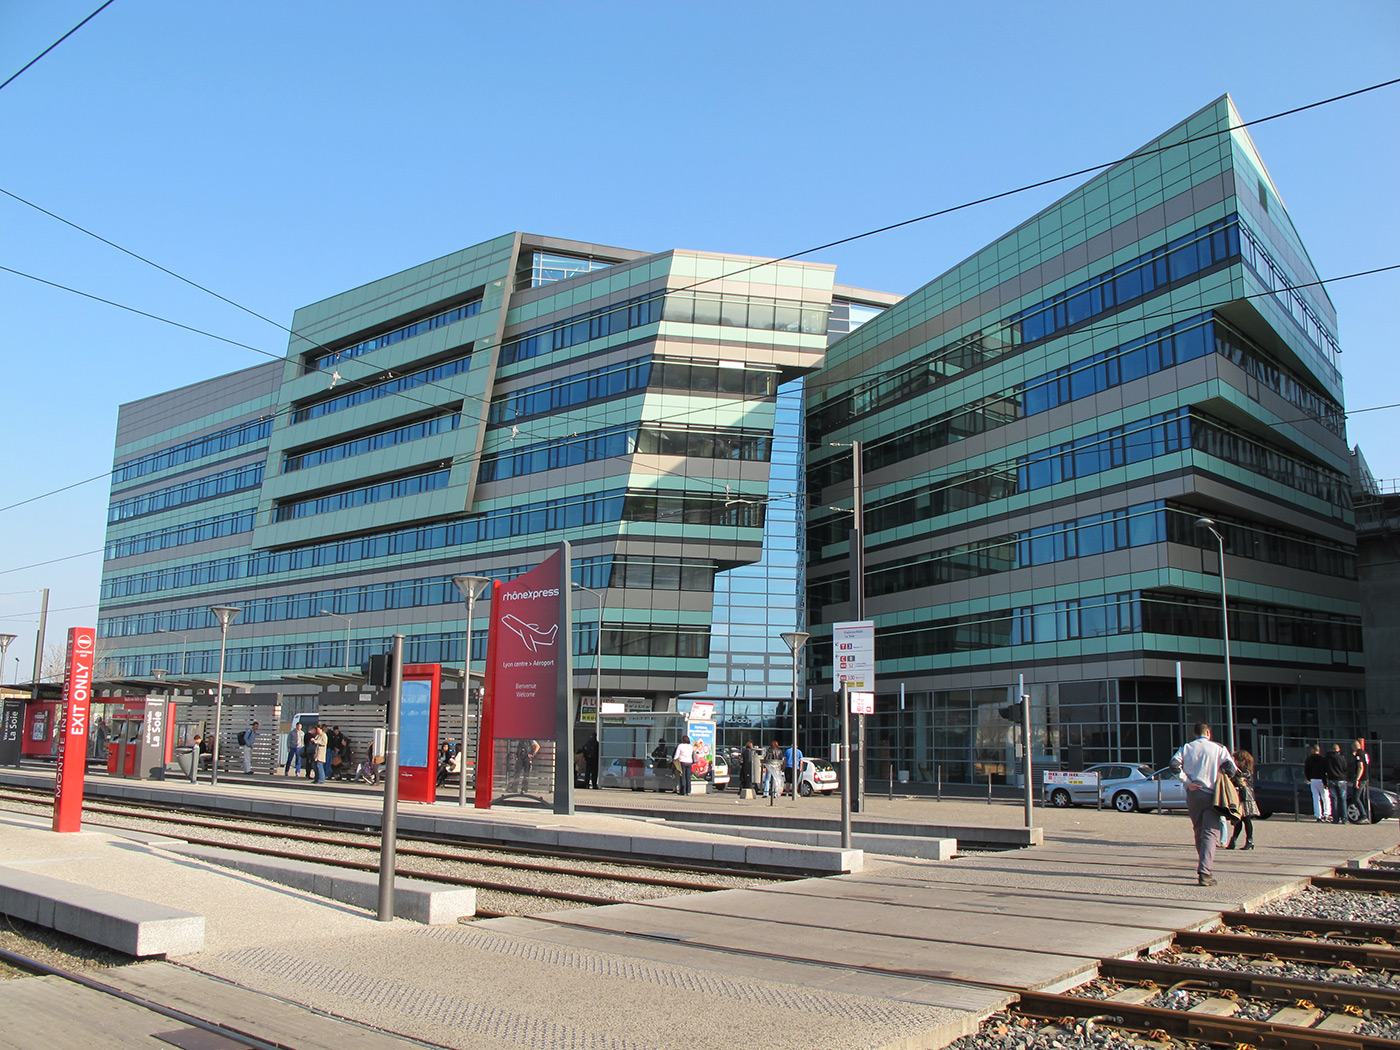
798 757 838 796
1045 763 1154 807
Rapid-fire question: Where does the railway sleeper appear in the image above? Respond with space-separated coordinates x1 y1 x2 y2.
1099 958 1400 1017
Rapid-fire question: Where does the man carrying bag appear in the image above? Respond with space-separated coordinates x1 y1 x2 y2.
1169 723 1238 887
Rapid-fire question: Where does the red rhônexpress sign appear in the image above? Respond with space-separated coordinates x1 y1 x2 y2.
52 626 95 833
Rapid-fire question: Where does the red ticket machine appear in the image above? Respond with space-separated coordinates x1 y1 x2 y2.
397 664 441 804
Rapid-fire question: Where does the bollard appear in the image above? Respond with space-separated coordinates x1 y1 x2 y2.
937 765 942 802
888 762 893 802
1293 780 1300 822
987 771 993 804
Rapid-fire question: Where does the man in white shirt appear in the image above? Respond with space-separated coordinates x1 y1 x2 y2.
1169 722 1238 887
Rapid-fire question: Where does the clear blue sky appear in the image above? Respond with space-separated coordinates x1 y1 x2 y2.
1 0 1396 678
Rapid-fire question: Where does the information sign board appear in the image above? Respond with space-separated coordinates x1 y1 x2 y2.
832 620 875 691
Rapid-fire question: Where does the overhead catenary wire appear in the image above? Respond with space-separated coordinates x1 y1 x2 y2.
2 71 1397 507
2 77 1398 585
0 1 115 94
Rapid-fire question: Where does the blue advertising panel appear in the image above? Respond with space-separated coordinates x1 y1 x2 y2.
400 679 432 769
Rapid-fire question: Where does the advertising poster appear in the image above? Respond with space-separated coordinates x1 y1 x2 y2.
397 664 440 804
492 549 565 740
686 719 715 780
0 700 21 767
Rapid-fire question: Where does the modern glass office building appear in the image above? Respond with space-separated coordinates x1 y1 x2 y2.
97 232 893 756
98 97 1364 782
807 95 1363 782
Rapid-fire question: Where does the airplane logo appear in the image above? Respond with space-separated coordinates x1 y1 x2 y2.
502 614 558 653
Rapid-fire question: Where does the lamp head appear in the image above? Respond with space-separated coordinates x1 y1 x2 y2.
1194 517 1216 528
209 605 242 628
780 631 810 653
452 575 491 601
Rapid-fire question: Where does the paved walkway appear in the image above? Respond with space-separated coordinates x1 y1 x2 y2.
0 769 1394 1050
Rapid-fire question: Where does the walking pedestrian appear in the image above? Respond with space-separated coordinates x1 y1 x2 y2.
1324 743 1349 823
1225 750 1258 850
1303 744 1330 822
784 741 804 798
1352 738 1371 824
1168 722 1238 886
284 722 303 776
738 741 758 799
762 739 784 805
672 736 694 795
515 739 539 793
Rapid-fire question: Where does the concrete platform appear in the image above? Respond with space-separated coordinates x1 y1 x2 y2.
166 841 476 924
0 766 1395 1050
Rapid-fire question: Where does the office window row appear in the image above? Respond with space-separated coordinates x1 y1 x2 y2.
290 352 472 424
622 492 765 529
104 509 255 560
112 418 272 484
108 463 265 523
304 294 482 373
860 588 1361 666
810 499 1355 612
283 412 460 472
809 216 1242 433
518 250 614 289
272 467 450 522
815 407 1345 547
1237 221 1341 368
478 422 772 483
500 295 663 367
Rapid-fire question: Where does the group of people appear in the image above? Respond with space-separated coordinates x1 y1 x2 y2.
1303 740 1371 824
282 722 357 784
729 740 803 804
1170 724 1374 887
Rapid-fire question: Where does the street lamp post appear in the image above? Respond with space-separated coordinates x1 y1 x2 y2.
780 631 809 804
208 605 242 786
156 628 190 676
572 583 605 770
318 610 353 671
451 574 490 808
1194 518 1235 750
0 635 15 683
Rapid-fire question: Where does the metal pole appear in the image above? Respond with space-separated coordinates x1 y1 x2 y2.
378 634 404 921
212 624 227 785
781 632 808 805
840 681 852 849
30 588 48 700
453 576 490 808
1196 519 1235 750
1022 691 1033 828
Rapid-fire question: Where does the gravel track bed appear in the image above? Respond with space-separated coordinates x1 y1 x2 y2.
945 1012 1214 1050
0 795 775 911
1254 885 1400 926
0 915 136 980
1073 969 1400 1040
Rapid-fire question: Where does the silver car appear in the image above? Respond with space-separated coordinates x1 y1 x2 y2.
1046 763 1153 807
1101 766 1188 812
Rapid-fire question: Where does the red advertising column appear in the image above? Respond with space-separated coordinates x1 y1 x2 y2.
52 627 95 833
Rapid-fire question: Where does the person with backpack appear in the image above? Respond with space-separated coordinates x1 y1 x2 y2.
238 722 259 774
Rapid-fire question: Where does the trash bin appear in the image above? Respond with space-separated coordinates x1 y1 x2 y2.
175 746 196 781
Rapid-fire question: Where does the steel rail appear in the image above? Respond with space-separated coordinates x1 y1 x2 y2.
1015 989 1400 1050
1220 910 1400 946
172 833 652 907
1313 874 1400 896
1100 957 1400 1015
1174 929 1400 970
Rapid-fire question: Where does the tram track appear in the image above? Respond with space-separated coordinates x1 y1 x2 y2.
968 859 1400 1050
0 784 791 917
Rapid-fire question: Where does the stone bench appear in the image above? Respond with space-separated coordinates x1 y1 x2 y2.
0 867 204 957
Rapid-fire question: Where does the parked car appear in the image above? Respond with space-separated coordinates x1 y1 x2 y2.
598 757 679 792
798 757 839 796
1101 767 1189 812
1045 763 1159 808
1252 763 1397 823
708 751 729 790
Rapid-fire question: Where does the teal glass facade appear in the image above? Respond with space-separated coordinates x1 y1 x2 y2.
807 96 1363 781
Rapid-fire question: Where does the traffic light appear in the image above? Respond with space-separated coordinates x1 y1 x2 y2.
998 701 1024 722
362 652 396 687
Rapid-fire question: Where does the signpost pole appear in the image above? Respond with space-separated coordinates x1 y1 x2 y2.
840 681 852 849
377 634 404 921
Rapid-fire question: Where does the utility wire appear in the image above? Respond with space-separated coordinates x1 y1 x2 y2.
3 77 1398 542
0 0 115 94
